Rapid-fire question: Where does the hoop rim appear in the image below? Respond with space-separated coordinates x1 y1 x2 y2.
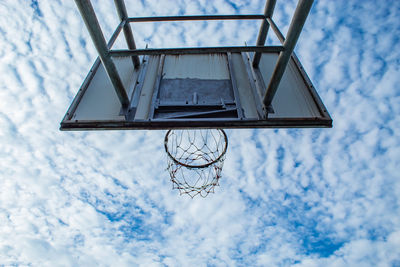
164 129 228 169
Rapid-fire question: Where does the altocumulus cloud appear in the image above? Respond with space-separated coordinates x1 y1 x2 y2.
0 0 400 266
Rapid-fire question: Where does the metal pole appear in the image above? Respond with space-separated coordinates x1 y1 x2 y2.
74 0 129 109
252 0 277 67
128 14 265 22
263 0 314 107
113 0 140 67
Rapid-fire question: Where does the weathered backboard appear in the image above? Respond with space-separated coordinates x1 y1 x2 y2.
61 51 331 130
61 0 332 130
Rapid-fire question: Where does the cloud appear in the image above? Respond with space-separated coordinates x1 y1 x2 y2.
0 0 399 265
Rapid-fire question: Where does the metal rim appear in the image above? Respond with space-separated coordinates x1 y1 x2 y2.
164 129 228 169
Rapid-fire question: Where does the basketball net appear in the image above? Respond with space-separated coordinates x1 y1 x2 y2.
164 129 228 198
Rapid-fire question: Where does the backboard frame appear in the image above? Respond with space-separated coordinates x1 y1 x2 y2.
61 0 332 130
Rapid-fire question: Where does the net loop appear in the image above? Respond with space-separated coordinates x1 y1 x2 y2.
164 129 228 198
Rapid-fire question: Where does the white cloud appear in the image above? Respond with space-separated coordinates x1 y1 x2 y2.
0 0 400 265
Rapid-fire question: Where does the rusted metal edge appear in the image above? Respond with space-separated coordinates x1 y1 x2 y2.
60 117 332 131
109 46 284 56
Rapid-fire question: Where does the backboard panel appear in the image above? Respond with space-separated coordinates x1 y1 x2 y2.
149 54 238 120
61 51 332 130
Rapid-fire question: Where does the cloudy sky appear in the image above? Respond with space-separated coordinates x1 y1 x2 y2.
1 0 400 266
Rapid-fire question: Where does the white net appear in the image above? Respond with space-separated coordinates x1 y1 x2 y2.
164 129 228 198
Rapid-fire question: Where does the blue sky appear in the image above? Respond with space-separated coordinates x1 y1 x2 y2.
1 0 400 266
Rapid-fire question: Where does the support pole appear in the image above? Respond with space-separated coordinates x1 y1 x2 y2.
113 0 140 67
263 0 314 107
252 0 277 67
74 0 129 109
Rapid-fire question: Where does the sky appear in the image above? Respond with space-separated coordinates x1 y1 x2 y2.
0 0 400 266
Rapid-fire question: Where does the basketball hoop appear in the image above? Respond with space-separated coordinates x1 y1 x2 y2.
164 129 228 198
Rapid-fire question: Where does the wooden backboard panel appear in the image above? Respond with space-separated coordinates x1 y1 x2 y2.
61 52 331 130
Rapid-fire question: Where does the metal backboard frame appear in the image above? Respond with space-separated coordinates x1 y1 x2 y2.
61 0 332 130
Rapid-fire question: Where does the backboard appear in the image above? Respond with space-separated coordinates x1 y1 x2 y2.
61 0 332 130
